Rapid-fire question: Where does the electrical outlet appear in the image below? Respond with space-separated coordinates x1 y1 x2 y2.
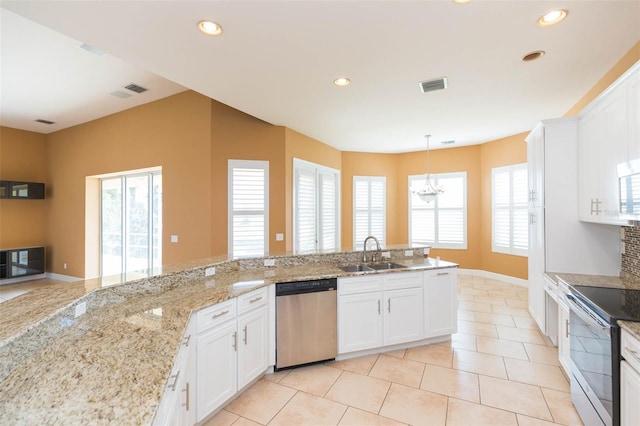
404 250 414 257
621 241 626 255
75 302 87 318
205 267 216 277
63 263 67 270
276 233 284 241
264 258 275 267
170 235 179 243
381 251 391 259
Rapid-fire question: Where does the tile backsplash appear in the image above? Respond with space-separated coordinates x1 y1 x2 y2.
622 226 640 279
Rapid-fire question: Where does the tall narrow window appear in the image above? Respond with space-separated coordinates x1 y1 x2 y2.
293 159 340 254
409 172 467 249
100 170 162 280
228 160 269 258
492 163 528 255
353 176 386 249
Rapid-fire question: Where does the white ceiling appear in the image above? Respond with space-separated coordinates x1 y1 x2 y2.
1 1 639 153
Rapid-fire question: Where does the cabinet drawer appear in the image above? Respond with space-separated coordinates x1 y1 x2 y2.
237 286 269 314
196 299 237 334
383 271 423 290
338 275 382 295
622 328 640 374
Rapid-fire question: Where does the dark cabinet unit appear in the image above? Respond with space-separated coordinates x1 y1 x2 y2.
0 181 45 199
0 247 45 280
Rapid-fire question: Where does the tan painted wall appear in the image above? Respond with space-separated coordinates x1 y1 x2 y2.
479 133 529 279
0 127 48 249
565 41 640 116
210 100 287 255
284 128 342 251
340 152 400 249
44 91 212 276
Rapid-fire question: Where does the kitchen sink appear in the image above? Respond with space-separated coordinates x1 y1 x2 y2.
338 264 374 273
368 262 406 270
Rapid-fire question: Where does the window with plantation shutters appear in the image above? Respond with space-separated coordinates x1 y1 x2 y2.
353 176 386 249
492 163 528 256
228 160 269 258
293 158 340 254
408 172 467 249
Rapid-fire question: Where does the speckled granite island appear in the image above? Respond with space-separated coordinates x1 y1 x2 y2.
0 247 457 425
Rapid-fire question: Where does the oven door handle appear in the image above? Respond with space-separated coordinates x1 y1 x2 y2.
565 293 611 332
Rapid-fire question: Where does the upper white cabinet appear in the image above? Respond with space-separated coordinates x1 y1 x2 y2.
578 61 640 224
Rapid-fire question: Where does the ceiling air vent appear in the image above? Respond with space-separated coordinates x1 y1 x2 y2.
124 83 148 94
419 77 448 93
441 140 455 146
35 119 55 125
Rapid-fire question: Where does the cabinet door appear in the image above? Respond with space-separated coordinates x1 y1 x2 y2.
557 300 570 377
599 83 630 219
424 269 457 337
621 361 640 426
338 292 383 354
526 125 545 207
384 287 424 345
196 321 237 422
237 306 268 390
578 109 602 222
528 206 546 333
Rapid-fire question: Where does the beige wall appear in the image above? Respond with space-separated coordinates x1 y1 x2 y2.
0 127 48 249
44 91 212 276
2 44 638 279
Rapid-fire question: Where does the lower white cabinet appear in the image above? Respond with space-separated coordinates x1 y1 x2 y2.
153 321 195 426
424 269 457 337
338 269 457 355
621 360 640 426
195 287 270 423
557 295 570 376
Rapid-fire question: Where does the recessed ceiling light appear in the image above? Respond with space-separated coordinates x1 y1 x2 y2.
522 50 545 62
198 20 223 36
452 0 472 4
334 77 351 87
537 9 568 27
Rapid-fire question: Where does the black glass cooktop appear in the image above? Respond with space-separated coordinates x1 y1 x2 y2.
571 285 640 324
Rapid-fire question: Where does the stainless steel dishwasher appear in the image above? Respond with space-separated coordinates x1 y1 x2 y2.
275 278 337 369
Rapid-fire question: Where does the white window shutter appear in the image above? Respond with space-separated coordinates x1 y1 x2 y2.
353 176 386 249
492 163 528 256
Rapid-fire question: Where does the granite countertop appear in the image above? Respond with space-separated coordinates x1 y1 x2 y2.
0 253 455 425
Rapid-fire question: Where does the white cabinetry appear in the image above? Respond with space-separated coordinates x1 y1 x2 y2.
153 320 195 426
578 61 640 224
526 118 620 333
424 269 457 337
338 272 424 355
621 328 640 426
195 287 270 423
556 278 570 377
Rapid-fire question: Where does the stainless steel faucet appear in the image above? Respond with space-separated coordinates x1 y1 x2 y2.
363 236 381 263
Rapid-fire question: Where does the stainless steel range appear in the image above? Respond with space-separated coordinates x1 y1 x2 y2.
566 285 640 426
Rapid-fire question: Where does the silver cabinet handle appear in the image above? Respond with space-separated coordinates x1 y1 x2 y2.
388 298 391 313
243 325 248 344
168 370 180 391
232 331 237 352
182 334 191 347
182 382 190 411
249 296 263 303
565 319 569 339
437 272 449 276
212 310 229 319
377 300 381 314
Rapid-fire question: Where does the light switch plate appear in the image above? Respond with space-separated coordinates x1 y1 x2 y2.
75 302 87 318
205 267 216 277
404 250 414 257
170 235 178 243
276 233 284 241
382 251 391 259
264 259 275 267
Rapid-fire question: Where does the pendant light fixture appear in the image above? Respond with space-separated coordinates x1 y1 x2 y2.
412 134 444 203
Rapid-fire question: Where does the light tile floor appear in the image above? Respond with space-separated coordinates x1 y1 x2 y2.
206 275 583 426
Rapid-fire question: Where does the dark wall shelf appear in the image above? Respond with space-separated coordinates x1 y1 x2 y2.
0 247 45 280
0 181 45 199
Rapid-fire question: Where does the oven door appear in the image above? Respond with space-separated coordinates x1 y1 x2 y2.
566 293 614 426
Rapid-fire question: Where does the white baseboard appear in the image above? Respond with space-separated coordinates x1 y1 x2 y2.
45 272 83 282
458 268 528 288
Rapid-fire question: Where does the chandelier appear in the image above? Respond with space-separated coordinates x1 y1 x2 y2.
412 134 444 203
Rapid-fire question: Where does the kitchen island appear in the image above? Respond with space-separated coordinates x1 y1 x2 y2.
0 247 457 425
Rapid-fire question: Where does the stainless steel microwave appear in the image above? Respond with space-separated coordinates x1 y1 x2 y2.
618 158 640 219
